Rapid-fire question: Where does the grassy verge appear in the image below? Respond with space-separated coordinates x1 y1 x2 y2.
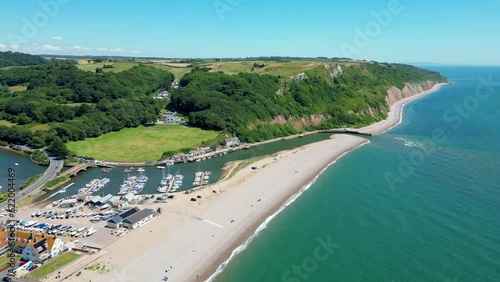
43 176 69 191
67 124 221 162
0 254 22 272
0 192 8 204
31 150 49 165
21 174 42 188
220 156 267 182
84 262 110 274
26 252 81 281
63 156 80 166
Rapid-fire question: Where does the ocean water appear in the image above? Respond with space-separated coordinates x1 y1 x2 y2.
212 67 500 282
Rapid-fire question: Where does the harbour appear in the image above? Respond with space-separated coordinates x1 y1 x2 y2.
34 132 336 203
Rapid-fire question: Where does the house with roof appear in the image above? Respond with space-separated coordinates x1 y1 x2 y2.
153 90 170 100
0 230 64 263
87 195 102 206
106 207 154 230
111 199 128 209
160 112 183 124
97 194 114 206
106 207 140 229
22 236 64 263
223 137 241 147
122 209 154 230
121 192 136 203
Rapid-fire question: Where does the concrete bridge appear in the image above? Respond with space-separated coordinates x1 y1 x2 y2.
60 161 114 177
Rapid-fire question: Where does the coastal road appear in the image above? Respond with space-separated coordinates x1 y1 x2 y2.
0 156 63 209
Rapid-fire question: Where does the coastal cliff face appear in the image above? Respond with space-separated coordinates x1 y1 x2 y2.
385 81 436 107
352 81 439 119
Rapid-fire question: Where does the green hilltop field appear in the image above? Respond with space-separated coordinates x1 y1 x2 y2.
67 124 222 162
0 52 447 161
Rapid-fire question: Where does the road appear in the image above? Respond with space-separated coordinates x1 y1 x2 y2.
0 156 63 209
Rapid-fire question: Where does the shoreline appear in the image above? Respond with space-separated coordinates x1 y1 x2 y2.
200 81 448 281
44 82 448 282
205 140 371 282
359 82 448 135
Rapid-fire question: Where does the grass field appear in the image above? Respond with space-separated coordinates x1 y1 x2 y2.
67 124 222 162
9 85 27 92
26 252 81 281
0 120 15 127
76 62 139 73
22 123 51 132
150 64 192 80
199 60 327 77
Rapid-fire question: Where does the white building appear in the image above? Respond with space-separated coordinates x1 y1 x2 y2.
153 90 170 100
22 236 64 263
106 207 141 229
160 112 183 124
223 137 241 147
122 209 154 229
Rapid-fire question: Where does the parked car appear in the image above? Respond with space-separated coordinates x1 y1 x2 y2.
28 265 38 271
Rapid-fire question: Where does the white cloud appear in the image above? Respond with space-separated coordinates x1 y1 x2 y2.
96 47 108 51
41 44 63 51
131 50 142 54
73 45 82 49
10 44 20 50
0 43 6 49
110 48 124 53
82 47 93 51
52 36 64 41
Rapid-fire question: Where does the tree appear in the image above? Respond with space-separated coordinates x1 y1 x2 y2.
46 138 70 158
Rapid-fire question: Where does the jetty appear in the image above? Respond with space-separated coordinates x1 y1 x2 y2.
192 171 211 187
318 129 372 136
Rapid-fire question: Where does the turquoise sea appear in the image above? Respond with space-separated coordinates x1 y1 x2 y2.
212 67 500 282
0 67 498 282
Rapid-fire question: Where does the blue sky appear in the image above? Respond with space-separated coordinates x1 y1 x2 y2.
0 0 499 65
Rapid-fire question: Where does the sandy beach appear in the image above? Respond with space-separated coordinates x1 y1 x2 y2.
69 82 447 282
360 82 447 135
